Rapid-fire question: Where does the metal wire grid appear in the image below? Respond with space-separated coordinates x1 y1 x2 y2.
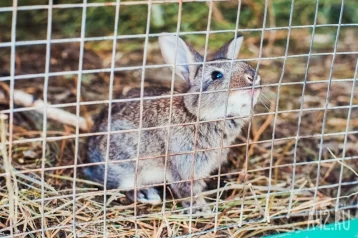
1 0 357 237
311 0 345 217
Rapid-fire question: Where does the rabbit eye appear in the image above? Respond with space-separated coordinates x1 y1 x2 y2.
211 71 223 80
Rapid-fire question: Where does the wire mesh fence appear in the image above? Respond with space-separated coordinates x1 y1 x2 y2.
0 0 357 237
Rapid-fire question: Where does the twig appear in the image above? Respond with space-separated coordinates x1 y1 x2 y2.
327 148 358 177
50 202 91 238
0 89 91 131
248 183 265 217
1 114 19 233
209 2 228 25
248 101 275 158
14 169 59 194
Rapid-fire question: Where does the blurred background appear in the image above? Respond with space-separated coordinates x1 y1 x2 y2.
0 0 357 237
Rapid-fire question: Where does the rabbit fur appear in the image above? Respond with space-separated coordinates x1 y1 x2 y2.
83 34 261 214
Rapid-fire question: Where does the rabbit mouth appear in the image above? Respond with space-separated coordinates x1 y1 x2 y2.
246 88 261 104
226 89 261 117
230 88 261 104
247 88 261 96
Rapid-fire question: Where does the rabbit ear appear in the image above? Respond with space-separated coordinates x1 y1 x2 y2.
159 35 203 83
214 34 244 60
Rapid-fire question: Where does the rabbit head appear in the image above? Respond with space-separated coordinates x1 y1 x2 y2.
159 34 261 120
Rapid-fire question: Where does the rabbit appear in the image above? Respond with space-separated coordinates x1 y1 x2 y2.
83 33 261 214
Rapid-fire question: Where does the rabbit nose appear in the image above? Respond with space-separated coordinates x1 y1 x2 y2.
244 73 261 85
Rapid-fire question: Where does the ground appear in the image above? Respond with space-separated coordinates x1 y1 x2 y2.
0 1 357 237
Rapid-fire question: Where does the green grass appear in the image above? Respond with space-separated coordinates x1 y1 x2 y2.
1 0 357 48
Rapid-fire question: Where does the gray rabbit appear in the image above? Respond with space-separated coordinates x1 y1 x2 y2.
83 34 261 214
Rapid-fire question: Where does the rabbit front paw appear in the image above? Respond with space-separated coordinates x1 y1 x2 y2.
127 188 162 205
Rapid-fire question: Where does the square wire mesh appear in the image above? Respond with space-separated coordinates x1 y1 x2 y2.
0 0 357 237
